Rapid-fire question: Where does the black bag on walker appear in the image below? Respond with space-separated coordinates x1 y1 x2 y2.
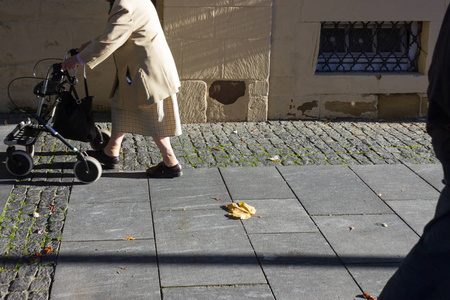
52 70 97 142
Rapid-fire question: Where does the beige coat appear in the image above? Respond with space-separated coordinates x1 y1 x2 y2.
79 0 180 109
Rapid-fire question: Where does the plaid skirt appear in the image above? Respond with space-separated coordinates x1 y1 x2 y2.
111 94 182 137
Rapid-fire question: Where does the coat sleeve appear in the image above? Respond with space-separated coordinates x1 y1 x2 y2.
78 3 133 69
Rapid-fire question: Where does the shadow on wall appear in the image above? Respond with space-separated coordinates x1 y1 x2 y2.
164 3 271 122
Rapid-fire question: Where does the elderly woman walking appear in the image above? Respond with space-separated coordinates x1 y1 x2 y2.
62 0 182 178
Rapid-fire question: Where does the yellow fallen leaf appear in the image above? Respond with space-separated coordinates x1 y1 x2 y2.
238 202 256 215
268 155 280 161
226 202 260 220
124 237 135 240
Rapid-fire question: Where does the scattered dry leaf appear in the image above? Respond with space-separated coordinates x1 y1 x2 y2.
124 237 135 241
117 271 120 274
4 120 8 125
213 147 221 151
213 198 221 201
37 229 45 235
251 128 258 132
33 212 40 218
349 226 355 232
49 204 55 212
268 155 280 161
34 245 53 257
226 202 260 220
43 245 53 255
377 193 382 197
121 267 128 270
27 257 38 264
363 293 377 300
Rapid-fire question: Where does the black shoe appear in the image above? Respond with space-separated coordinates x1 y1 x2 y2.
146 162 183 178
86 150 119 169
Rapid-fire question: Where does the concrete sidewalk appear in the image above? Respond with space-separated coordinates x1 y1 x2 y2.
0 120 443 299
52 164 441 299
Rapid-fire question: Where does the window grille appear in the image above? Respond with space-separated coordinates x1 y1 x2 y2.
316 21 423 73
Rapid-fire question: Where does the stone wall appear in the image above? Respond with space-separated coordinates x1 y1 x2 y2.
164 0 272 123
1 0 450 121
0 0 115 113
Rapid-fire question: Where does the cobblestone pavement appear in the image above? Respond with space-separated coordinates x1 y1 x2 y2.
0 119 437 299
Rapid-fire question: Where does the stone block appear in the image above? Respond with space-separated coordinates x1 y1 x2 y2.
320 94 377 119
270 38 296 76
420 94 429 118
248 95 268 122
164 7 215 38
300 0 444 22
182 40 224 79
224 39 270 80
378 94 420 120
249 80 269 97
164 0 232 6
0 64 37 111
0 20 71 64
178 80 207 123
272 6 299 39
294 22 322 76
38 0 107 19
207 93 249 122
233 0 272 6
166 37 183 74
269 76 296 96
215 7 272 39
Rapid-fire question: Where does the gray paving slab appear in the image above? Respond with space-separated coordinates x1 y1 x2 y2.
313 214 419 264
52 239 160 299
149 168 231 211
350 164 440 200
278 165 391 215
249 232 362 299
406 163 445 192
162 285 274 300
219 167 295 200
240 199 317 234
63 202 153 241
153 209 266 287
387 199 437 235
70 172 150 203
347 263 399 297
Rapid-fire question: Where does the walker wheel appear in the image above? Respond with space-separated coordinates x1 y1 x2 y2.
5 150 33 177
26 145 35 158
90 129 111 151
73 156 102 183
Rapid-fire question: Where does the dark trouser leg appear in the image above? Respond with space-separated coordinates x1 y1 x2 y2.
378 164 450 300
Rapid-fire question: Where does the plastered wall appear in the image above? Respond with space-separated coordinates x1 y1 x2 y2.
269 0 450 120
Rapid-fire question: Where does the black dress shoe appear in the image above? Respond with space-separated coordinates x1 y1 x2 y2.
86 150 119 169
146 162 183 178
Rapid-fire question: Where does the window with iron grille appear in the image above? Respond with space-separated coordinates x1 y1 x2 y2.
316 21 423 73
